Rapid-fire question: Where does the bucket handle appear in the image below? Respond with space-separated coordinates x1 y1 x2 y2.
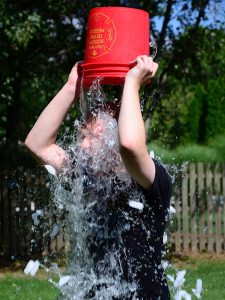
150 41 157 60
129 41 158 68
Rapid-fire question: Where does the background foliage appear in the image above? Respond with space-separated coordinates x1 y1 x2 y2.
0 0 224 167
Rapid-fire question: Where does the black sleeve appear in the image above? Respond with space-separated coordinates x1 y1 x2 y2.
57 148 77 191
142 159 172 212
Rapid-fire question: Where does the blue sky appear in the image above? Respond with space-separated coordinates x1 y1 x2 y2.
154 0 225 33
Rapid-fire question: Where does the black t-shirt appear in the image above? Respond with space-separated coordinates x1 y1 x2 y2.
61 158 172 300
119 159 172 300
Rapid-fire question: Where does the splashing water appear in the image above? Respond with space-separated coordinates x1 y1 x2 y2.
24 79 203 299
166 267 203 299
79 77 107 120
48 79 144 299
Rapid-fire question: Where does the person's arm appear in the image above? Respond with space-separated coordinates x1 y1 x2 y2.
25 62 82 171
118 56 158 189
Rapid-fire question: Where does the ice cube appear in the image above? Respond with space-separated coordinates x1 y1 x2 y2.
175 290 191 300
169 205 176 214
44 165 57 176
30 260 40 276
174 270 186 289
128 200 144 210
163 233 168 244
150 150 155 159
58 275 71 287
24 260 34 275
192 278 202 299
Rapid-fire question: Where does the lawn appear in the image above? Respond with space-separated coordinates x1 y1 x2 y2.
0 268 60 300
0 256 225 299
168 255 225 299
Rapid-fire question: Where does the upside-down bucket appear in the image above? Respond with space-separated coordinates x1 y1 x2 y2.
82 7 150 85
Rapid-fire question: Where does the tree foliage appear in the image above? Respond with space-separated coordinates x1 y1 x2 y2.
150 26 225 147
206 77 225 139
0 0 224 166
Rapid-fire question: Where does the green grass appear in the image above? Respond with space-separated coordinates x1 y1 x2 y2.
150 142 220 164
0 257 225 299
0 271 59 300
149 134 225 163
167 256 225 299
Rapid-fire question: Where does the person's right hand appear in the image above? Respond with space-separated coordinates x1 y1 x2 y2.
125 55 158 90
67 61 83 100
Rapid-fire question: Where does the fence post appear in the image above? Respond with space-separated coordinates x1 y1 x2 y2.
206 163 214 252
223 164 225 249
214 163 222 254
190 163 198 253
182 164 189 252
175 194 182 252
198 162 206 251
2 170 10 258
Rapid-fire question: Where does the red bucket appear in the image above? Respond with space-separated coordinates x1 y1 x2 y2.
82 7 150 85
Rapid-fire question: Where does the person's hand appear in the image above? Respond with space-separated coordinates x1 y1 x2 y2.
67 61 83 100
125 55 158 89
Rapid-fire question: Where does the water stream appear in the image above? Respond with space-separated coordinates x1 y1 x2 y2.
24 79 203 300
50 80 144 299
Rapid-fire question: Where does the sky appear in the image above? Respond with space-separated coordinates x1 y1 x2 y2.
154 0 225 34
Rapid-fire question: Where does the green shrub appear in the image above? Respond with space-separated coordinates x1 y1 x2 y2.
207 134 225 160
206 78 225 139
182 83 205 144
149 140 223 163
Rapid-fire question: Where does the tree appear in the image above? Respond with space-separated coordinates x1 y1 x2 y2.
149 26 225 147
0 0 224 166
205 78 225 139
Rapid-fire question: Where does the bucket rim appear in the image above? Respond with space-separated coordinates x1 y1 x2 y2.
89 6 149 14
82 62 135 67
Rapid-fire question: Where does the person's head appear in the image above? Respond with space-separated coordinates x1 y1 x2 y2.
78 105 119 151
80 115 105 149
76 101 123 175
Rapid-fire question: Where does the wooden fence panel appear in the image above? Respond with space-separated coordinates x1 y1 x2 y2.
182 165 189 252
0 163 225 257
0 168 67 259
0 173 3 253
190 163 198 252
206 163 214 252
214 163 222 254
170 162 225 254
223 164 225 247
2 171 10 258
198 162 206 252
174 195 181 251
9 173 17 258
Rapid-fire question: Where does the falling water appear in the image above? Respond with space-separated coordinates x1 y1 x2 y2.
24 79 203 299
48 79 146 299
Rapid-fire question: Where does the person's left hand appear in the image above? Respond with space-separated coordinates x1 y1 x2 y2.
125 55 158 89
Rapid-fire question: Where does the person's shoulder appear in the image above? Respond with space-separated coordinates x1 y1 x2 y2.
153 159 171 183
144 159 172 210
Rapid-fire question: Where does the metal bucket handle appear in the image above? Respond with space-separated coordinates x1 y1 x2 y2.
149 35 158 60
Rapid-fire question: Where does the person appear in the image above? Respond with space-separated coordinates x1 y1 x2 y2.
25 55 172 299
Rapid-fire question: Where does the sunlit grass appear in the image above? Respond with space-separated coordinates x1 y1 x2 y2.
167 255 225 299
149 138 224 163
0 269 59 300
0 256 225 299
